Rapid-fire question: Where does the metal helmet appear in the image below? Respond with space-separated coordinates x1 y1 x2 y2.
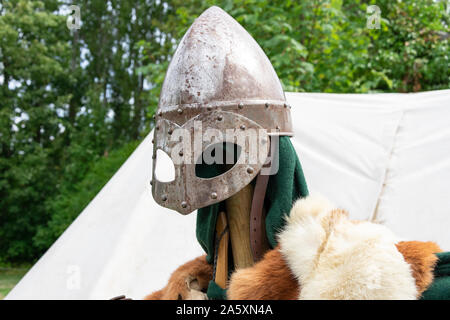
152 6 293 214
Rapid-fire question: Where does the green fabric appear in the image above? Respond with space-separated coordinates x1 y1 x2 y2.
206 281 228 300
196 137 309 299
264 138 309 248
421 252 450 300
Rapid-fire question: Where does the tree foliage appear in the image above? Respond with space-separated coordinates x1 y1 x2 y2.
0 0 448 263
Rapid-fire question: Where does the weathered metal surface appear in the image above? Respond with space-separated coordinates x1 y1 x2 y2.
152 6 293 213
157 6 293 135
152 111 269 214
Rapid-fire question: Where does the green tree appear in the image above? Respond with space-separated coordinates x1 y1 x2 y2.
0 0 72 261
140 0 449 94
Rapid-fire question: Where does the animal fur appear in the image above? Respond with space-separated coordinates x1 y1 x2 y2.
396 241 442 296
144 255 212 300
145 196 441 300
228 194 442 300
227 245 299 300
227 241 441 300
279 194 419 299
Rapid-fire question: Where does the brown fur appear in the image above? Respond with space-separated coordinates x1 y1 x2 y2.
227 245 299 300
143 242 441 300
227 241 441 300
144 255 213 300
396 241 442 297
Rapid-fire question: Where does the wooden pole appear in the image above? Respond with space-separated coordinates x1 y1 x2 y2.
225 183 254 270
214 212 229 289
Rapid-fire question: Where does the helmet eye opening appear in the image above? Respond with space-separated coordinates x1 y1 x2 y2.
195 142 241 179
154 149 176 182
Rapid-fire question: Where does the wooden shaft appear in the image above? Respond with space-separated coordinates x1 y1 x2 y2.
214 211 229 289
225 183 254 270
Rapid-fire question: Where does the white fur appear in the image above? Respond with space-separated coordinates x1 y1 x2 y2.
278 194 417 300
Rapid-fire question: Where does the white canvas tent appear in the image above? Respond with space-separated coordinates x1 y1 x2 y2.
7 90 450 300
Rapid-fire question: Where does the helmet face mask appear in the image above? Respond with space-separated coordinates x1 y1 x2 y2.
152 110 270 214
152 6 292 214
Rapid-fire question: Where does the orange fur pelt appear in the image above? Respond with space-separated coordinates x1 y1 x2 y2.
396 241 442 296
227 241 441 300
144 255 212 300
144 240 440 300
144 241 441 300
227 245 299 300
227 246 296 300
144 204 441 300
228 195 442 300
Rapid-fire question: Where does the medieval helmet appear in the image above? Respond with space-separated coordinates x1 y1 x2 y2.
151 6 293 214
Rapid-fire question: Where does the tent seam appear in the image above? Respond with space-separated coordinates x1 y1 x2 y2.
370 110 405 223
